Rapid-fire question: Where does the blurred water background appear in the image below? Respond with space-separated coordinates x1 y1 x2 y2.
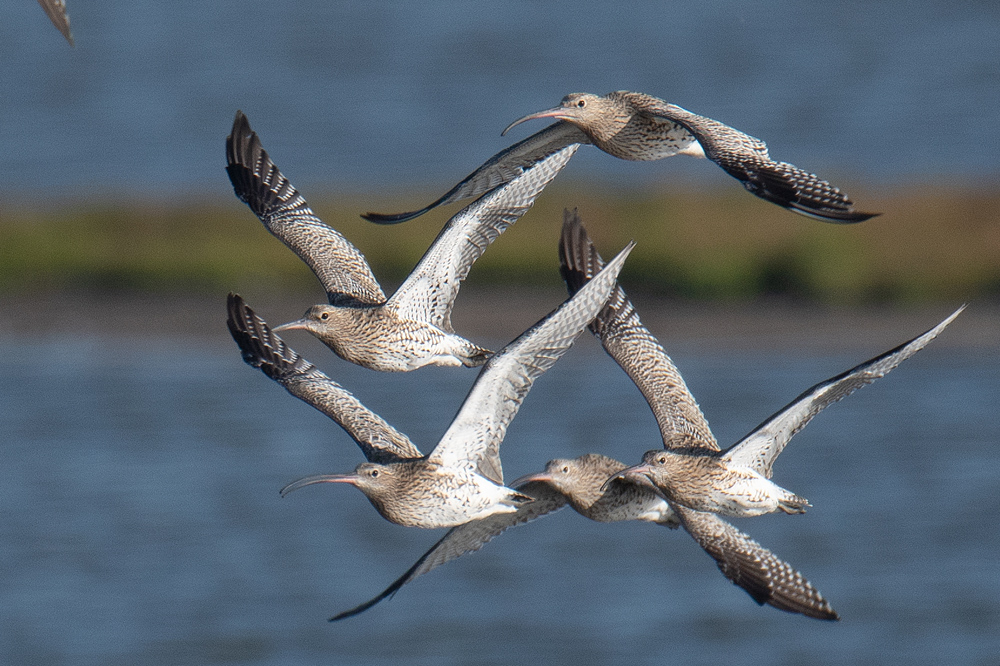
1 1 999 664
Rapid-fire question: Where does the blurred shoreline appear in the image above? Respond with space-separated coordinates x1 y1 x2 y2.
3 185 998 353
3 184 999 307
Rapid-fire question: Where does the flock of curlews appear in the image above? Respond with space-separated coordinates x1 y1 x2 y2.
41 0 937 624
219 93 961 624
26 0 968 629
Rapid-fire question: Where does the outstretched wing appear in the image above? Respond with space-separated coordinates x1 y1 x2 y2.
674 505 839 620
723 305 964 478
225 111 385 306
558 210 719 451
429 242 634 485
226 293 422 463
386 145 577 331
38 0 73 45
329 480 567 621
363 121 589 224
628 95 877 224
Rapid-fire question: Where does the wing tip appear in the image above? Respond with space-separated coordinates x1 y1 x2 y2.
225 110 254 167
328 576 409 622
39 0 74 46
227 292 310 382
816 209 880 224
766 592 841 621
786 201 881 224
225 110 305 220
558 209 635 337
361 209 427 224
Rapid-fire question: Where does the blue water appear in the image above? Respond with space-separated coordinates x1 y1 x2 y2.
1 318 997 665
1 1 998 201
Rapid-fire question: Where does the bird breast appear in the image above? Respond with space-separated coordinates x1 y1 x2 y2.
599 115 699 161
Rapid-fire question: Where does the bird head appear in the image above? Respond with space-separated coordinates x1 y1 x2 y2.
512 454 628 509
279 462 397 498
509 457 579 494
502 93 618 138
599 450 668 494
273 304 341 335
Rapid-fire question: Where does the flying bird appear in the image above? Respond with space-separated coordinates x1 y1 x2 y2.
327 451 839 622
363 91 877 224
584 217 961 518
226 110 577 372
226 240 630 530
322 212 855 622
606 300 962 517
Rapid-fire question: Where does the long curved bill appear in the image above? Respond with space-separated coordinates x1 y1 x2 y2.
280 473 360 497
507 470 554 488
272 318 311 333
502 107 574 136
600 463 658 494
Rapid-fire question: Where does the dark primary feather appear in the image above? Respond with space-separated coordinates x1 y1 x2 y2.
362 122 589 224
226 293 422 464
632 96 878 224
226 111 386 306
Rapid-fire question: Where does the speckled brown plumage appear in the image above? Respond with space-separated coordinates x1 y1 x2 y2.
560 211 960 518
226 110 575 371
327 453 676 622
364 90 876 224
328 452 842 622
590 92 878 223
227 242 631 531
561 213 962 619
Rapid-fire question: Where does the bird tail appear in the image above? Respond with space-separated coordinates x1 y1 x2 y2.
777 494 811 514
506 490 535 505
460 343 494 367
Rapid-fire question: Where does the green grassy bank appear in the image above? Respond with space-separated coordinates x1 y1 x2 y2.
2 182 998 304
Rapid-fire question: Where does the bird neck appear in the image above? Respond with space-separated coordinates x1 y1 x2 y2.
579 109 633 149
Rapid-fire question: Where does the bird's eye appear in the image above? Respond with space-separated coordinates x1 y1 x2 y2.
320 312 330 320
576 99 586 108
369 469 379 478
561 465 570 474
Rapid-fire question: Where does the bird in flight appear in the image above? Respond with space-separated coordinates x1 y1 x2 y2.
226 239 631 530
363 91 877 224
322 211 866 622
226 110 576 372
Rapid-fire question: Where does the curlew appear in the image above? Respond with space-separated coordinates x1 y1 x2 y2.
363 91 877 224
226 110 576 372
226 239 631 530
329 452 844 622
555 213 963 517
326 213 863 622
